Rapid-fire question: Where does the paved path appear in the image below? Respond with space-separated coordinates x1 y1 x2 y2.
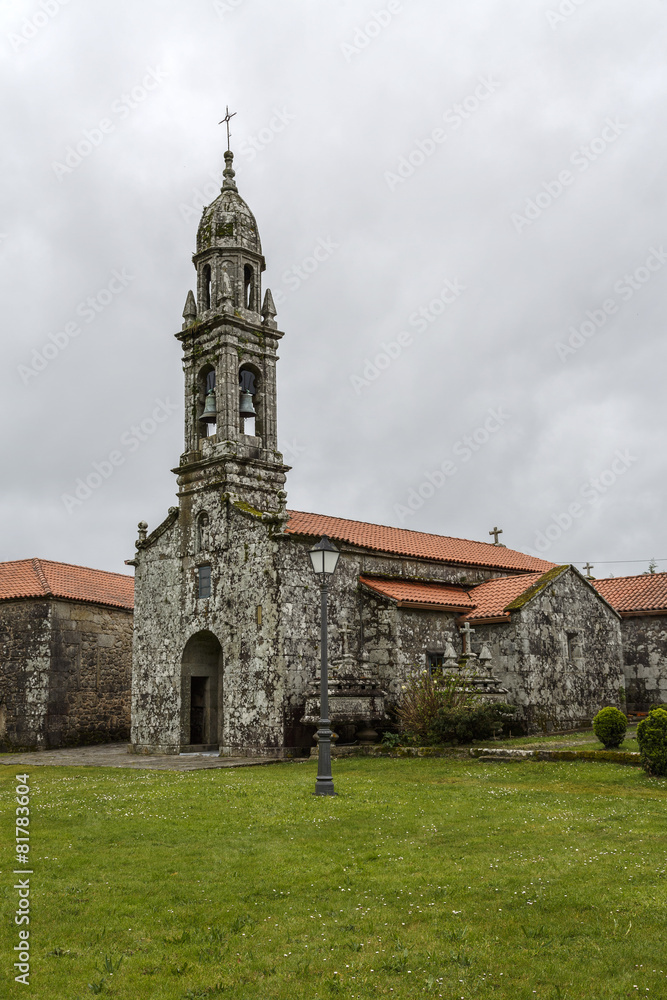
0 743 287 771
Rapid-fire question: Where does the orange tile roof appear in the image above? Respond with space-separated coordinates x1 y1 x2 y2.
593 574 667 615
460 572 547 621
360 576 475 611
286 511 554 573
0 558 134 610
358 568 569 621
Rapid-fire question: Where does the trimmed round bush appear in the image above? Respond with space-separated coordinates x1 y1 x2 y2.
592 706 627 749
637 708 667 776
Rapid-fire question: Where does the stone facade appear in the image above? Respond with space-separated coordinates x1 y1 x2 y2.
617 616 667 711
591 575 667 713
130 150 628 755
471 570 625 730
0 597 132 750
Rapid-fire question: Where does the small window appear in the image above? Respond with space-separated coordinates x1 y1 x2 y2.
202 264 211 311
197 565 211 599
428 653 444 678
244 264 254 309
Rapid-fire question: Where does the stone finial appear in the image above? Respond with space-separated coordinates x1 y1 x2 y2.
222 149 237 192
137 521 148 544
443 641 458 668
261 288 278 329
221 270 234 314
479 644 492 665
182 290 197 330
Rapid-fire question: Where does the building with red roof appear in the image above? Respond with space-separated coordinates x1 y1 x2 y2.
128 151 628 755
0 558 133 750
593 573 667 711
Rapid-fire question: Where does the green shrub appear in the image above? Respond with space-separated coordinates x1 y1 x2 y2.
592 706 627 749
429 703 516 745
637 708 667 776
380 731 402 749
396 669 478 742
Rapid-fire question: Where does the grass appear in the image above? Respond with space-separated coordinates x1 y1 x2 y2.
2 757 666 999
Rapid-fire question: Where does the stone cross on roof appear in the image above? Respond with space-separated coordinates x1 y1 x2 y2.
583 562 594 579
489 526 503 545
459 621 475 654
218 105 237 151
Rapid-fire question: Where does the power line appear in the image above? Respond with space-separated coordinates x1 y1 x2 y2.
563 558 667 565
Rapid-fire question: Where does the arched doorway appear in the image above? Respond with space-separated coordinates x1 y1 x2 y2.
181 631 222 750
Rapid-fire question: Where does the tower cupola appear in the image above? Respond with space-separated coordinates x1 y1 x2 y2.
193 150 265 320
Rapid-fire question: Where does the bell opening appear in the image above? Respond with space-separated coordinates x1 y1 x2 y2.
239 367 258 437
198 367 217 440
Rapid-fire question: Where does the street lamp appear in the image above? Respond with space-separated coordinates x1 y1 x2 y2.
309 535 341 796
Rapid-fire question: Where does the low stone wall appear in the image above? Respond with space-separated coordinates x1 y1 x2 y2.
470 747 642 766
326 744 642 766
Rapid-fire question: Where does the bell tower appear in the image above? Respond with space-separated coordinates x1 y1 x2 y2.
174 148 289 512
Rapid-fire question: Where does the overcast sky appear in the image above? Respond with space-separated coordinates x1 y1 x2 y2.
2 0 666 580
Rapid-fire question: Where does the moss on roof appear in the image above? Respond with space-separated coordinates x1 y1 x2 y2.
504 564 569 612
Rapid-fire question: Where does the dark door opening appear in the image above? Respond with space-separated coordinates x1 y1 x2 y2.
190 676 207 744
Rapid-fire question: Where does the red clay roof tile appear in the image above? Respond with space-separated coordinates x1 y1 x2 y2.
286 511 554 573
0 558 134 610
460 572 546 621
359 577 475 610
593 573 667 614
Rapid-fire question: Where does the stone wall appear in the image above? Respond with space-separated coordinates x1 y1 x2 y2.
132 497 627 753
0 599 51 749
474 570 624 731
48 600 132 746
0 597 132 750
619 615 667 711
132 499 287 755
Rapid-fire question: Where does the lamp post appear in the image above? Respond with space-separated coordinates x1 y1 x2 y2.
308 535 341 796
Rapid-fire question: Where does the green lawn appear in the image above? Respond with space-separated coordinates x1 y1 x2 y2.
2 757 666 999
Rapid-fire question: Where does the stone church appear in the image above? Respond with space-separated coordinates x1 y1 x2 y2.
129 147 628 756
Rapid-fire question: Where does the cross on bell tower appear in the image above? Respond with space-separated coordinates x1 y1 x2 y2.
174 123 289 513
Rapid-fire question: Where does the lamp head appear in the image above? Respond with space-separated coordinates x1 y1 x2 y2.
308 535 340 577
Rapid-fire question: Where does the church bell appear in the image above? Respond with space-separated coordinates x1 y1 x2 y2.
200 389 217 423
239 389 256 418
